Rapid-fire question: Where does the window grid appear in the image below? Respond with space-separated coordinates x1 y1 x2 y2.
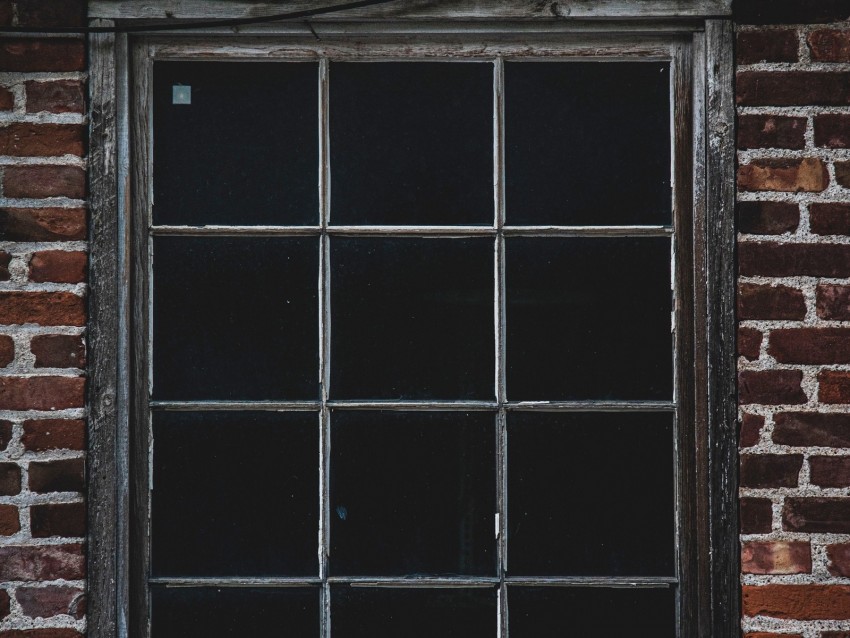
145 54 679 636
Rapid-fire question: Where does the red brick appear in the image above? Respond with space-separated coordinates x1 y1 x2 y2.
28 251 85 284
0 40 84 72
25 80 84 114
827 544 850 577
22 419 84 452
0 250 10 281
0 419 10 451
741 497 773 533
739 327 763 361
783 498 850 533
810 456 850 488
16 0 86 27
28 459 83 494
31 503 84 538
823 633 850 638
774 412 850 447
0 208 86 242
744 584 850 619
3 166 85 199
740 413 765 448
31 335 85 369
0 504 19 535
740 242 850 278
0 463 20 496
739 283 806 320
739 370 807 405
0 124 84 157
0 629 83 638
814 114 850 148
737 72 850 106
0 544 84 581
0 87 14 111
817 284 850 319
738 115 806 150
809 29 850 62
0 292 85 326
810 203 850 235
741 454 803 488
835 161 850 189
738 158 830 192
0 588 8 620
742 541 811 575
0 335 13 367
738 201 799 234
820 370 850 404
15 586 85 620
769 328 850 364
0 377 84 411
737 30 800 65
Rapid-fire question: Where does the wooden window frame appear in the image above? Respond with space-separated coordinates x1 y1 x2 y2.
87 3 736 637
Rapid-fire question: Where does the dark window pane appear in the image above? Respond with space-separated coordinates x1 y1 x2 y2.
505 62 671 225
330 62 493 225
152 587 319 638
506 237 672 400
152 411 318 576
508 586 675 637
330 238 493 400
507 412 674 576
152 237 318 400
330 411 496 576
332 587 496 638
153 62 318 225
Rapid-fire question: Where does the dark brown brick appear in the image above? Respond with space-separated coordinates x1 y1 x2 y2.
0 208 86 242
739 369 807 405
814 114 850 148
743 584 850 619
783 498 850 533
0 87 13 111
28 458 83 494
0 419 11 451
28 251 85 284
3 166 85 199
810 203 850 235
742 541 811 575
774 412 850 447
0 124 84 157
15 586 85 620
741 497 773 533
820 371 850 404
739 327 763 361
0 1 11 25
739 242 850 277
835 161 850 188
737 29 800 65
823 633 850 638
827 543 850 577
738 115 806 149
0 292 85 326
30 503 84 538
740 413 765 448
736 0 850 24
737 72 850 106
741 454 803 488
0 588 8 620
817 284 850 320
0 40 85 72
16 0 86 28
0 544 84 581
738 283 806 320
0 630 84 638
0 377 83 411
0 504 19 535
738 158 830 192
810 456 850 488
769 328 850 364
737 201 799 235
0 463 20 496
0 335 13 367
31 335 85 369
25 80 84 114
809 29 850 62
0 250 10 281
22 419 84 452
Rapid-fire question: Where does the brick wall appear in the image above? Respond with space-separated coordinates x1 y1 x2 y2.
0 2 87 637
737 2 850 636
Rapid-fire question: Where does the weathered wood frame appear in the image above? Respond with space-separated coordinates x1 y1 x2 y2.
87 6 736 638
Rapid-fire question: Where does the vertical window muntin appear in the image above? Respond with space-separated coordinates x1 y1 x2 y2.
139 38 690 638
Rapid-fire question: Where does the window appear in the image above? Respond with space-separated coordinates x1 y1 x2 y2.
87 9 737 638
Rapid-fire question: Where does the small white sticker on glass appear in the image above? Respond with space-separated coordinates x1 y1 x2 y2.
172 85 191 105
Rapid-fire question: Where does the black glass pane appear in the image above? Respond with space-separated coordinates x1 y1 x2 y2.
152 237 318 400
505 62 671 225
330 238 493 400
506 237 672 400
508 586 675 637
330 62 493 225
152 411 318 576
332 587 496 638
153 62 318 225
152 587 319 638
330 411 496 576
507 412 674 576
